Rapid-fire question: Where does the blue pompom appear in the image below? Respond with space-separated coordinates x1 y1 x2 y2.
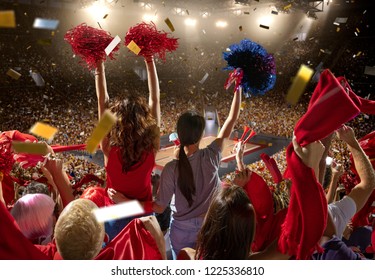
223 39 276 96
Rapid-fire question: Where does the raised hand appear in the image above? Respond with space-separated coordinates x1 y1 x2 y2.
233 168 252 188
293 136 325 170
336 125 358 147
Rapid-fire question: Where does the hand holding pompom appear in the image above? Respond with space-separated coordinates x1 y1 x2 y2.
64 23 120 70
223 39 276 96
125 21 178 60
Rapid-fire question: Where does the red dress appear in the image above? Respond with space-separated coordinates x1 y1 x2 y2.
105 147 154 205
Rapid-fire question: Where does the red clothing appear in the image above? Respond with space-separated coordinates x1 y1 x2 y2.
0 201 51 260
96 219 163 260
278 70 361 259
0 200 162 260
350 131 375 228
105 147 154 204
243 172 287 253
0 130 38 206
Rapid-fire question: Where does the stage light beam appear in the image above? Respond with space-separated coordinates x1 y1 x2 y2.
216 20 228 28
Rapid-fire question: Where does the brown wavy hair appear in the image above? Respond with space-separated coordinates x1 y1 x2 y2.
195 186 256 260
109 95 159 172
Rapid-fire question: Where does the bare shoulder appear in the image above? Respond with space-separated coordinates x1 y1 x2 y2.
139 215 159 229
177 248 196 260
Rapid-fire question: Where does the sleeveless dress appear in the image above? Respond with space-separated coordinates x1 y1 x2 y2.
104 146 155 240
105 146 154 204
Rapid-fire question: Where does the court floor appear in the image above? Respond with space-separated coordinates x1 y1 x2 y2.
155 136 265 170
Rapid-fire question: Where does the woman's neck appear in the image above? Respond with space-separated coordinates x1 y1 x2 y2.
184 143 199 157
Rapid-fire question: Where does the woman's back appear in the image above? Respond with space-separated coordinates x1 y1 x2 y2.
105 146 154 203
157 140 221 220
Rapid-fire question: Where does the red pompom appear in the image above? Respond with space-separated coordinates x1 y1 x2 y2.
0 143 15 175
125 21 178 60
64 23 119 69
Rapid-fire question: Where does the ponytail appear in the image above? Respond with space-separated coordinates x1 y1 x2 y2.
177 145 196 207
176 111 205 208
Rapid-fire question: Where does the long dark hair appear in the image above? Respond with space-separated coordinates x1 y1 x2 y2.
109 95 159 172
176 111 205 207
195 186 256 260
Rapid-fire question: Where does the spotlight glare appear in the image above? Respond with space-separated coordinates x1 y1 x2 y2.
185 18 197 27
200 11 210 18
257 16 273 26
142 13 157 22
139 2 153 10
216 20 228 28
86 3 109 20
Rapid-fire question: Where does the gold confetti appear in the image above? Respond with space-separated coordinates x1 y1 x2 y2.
0 10 16 28
86 110 117 154
37 38 52 45
12 142 48 155
286 64 314 105
29 122 58 141
164 17 175 32
6 68 21 80
126 40 141 55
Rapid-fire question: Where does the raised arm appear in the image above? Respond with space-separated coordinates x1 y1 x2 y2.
337 125 375 212
215 87 242 150
95 61 110 158
40 165 59 203
318 133 334 184
44 158 74 208
144 56 160 127
234 141 245 172
292 136 325 180
43 145 74 208
95 61 109 119
325 162 344 204
95 61 109 120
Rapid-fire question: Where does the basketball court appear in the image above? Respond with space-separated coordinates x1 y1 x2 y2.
155 136 266 171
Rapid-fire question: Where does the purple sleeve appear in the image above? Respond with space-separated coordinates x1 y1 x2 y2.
204 139 222 168
155 162 176 207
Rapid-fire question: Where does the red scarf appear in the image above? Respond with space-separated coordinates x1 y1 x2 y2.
278 69 361 259
243 172 287 252
350 131 375 228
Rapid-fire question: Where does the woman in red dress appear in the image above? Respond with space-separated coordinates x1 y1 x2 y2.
95 56 160 238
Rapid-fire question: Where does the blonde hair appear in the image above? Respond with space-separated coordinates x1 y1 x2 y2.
54 199 104 260
11 193 54 242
